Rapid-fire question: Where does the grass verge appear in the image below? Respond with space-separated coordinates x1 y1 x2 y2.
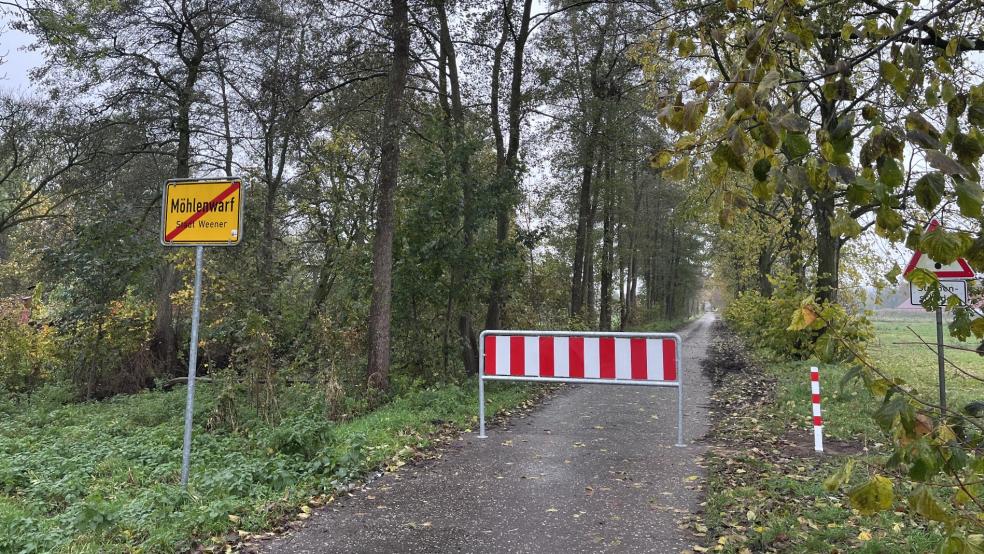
0 379 540 553
692 314 984 553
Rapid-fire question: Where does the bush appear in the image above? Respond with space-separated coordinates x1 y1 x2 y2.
47 288 157 399
724 287 807 358
724 276 873 362
0 309 55 393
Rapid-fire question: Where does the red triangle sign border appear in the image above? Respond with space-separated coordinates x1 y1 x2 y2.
903 219 976 279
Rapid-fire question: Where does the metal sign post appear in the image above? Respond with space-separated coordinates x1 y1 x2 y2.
903 220 977 418
911 280 964 414
161 177 243 488
180 245 204 486
936 306 947 414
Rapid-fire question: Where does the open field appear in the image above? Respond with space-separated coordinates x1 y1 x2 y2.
764 311 984 443
868 311 984 413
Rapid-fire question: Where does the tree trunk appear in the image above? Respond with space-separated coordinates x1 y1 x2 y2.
150 264 178 374
599 163 615 331
583 171 601 322
624 160 641 327
814 90 840 304
485 0 533 330
436 0 478 374
788 185 806 288
151 41 203 374
217 54 234 176
757 247 775 297
174 41 203 178
570 111 603 318
259 172 279 315
813 189 839 303
366 0 412 392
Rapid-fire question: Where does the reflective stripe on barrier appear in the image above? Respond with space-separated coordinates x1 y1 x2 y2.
478 330 685 447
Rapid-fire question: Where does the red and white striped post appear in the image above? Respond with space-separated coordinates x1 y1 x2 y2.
811 366 823 452
478 330 685 447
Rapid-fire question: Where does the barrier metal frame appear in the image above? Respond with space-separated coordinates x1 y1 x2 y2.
478 330 685 447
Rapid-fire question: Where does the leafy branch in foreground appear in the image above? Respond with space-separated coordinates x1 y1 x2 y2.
793 294 984 553
641 0 984 314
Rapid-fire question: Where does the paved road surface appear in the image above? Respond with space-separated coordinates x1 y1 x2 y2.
261 314 714 553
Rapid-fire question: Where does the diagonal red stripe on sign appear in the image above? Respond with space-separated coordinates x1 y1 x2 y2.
165 182 241 242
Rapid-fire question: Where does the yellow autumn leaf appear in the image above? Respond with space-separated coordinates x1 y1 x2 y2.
651 150 673 169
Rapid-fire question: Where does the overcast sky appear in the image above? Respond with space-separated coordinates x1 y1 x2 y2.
1 12 41 93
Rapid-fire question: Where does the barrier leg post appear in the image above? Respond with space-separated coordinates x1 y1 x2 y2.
675 382 685 447
478 375 487 438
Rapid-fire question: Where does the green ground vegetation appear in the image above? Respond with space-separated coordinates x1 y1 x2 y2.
0 380 537 553
697 311 984 553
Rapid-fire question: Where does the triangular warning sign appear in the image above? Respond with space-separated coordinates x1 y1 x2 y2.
904 220 976 279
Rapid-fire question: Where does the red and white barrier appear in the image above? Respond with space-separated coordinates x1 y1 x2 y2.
482 335 678 382
811 366 823 452
478 331 685 446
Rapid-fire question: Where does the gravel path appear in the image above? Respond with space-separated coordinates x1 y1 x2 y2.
260 314 715 553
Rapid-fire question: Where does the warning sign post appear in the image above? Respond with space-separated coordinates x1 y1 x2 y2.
161 177 243 487
903 219 977 415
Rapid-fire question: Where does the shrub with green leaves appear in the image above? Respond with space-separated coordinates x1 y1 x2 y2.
0 310 54 394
